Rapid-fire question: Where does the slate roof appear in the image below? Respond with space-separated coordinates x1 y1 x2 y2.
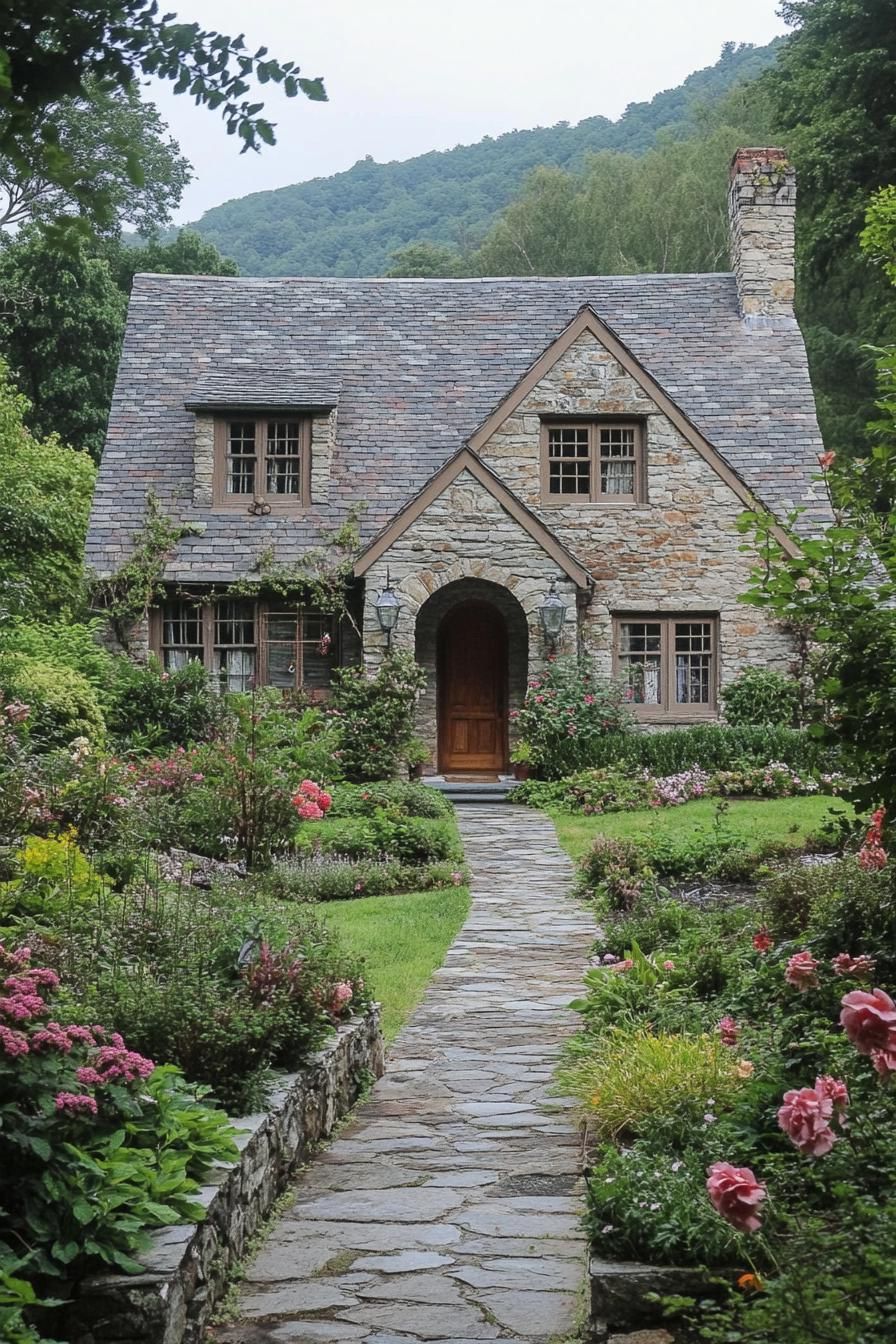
86 273 827 583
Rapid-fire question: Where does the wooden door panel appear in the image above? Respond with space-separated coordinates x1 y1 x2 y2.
438 601 506 774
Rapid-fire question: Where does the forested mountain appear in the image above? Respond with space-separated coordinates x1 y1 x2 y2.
187 40 780 277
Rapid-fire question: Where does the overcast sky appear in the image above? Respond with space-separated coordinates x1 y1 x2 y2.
151 0 789 225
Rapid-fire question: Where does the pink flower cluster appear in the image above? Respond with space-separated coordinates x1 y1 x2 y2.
650 766 711 808
777 1075 848 1157
0 961 58 1025
76 1038 155 1086
717 1015 739 1047
857 807 887 872
328 981 354 1018
132 748 204 794
291 779 333 822
55 1091 98 1117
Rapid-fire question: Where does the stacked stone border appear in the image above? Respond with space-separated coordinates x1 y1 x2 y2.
64 1008 385 1344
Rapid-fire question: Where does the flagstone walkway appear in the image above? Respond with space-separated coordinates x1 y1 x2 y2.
214 805 597 1344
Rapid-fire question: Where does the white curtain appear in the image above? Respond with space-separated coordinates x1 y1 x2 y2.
603 460 634 495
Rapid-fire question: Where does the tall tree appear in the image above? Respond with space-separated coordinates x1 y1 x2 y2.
0 358 96 620
766 0 896 454
0 1 325 233
0 79 191 234
0 227 239 458
0 230 126 459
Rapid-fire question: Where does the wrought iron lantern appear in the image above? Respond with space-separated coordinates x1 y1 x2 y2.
374 570 401 647
538 581 567 647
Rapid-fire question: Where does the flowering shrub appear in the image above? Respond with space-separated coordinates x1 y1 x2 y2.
0 942 236 1299
711 759 821 799
576 835 659 912
329 652 427 782
649 766 711 806
510 656 633 779
721 666 801 727
0 831 106 923
291 778 333 821
0 654 105 749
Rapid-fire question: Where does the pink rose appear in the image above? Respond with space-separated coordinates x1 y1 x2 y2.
871 1044 896 1077
777 1085 836 1156
706 1162 766 1233
785 951 819 991
832 952 876 978
610 959 634 973
814 1075 849 1112
840 988 896 1055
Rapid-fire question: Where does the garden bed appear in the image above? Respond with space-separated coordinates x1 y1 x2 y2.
61 1008 384 1344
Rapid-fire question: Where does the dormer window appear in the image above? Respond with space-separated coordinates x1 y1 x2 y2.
213 416 311 509
541 420 644 503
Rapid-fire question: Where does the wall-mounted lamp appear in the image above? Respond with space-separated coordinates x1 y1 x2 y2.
538 581 567 649
374 569 401 648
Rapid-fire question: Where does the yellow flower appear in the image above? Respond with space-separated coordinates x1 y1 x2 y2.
590 1092 601 1108
736 1059 755 1079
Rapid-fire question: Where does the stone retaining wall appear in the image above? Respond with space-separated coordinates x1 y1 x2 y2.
63 1009 385 1344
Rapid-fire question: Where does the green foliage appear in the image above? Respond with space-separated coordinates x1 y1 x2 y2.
559 1025 743 1142
0 943 237 1289
107 228 238 291
186 43 779 277
0 656 105 749
0 228 127 458
0 831 105 924
329 781 452 820
577 835 658 911
306 812 461 867
513 656 634 779
0 620 117 708
0 0 325 238
721 667 801 727
106 655 221 749
91 493 200 638
0 359 96 619
329 652 427 783
0 78 190 236
760 857 896 979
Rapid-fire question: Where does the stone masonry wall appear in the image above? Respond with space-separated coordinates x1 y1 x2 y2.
476 330 795 712
63 1009 384 1344
361 470 579 756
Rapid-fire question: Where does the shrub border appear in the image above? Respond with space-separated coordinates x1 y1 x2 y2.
63 1008 385 1344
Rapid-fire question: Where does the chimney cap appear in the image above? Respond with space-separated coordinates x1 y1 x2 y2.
730 147 790 178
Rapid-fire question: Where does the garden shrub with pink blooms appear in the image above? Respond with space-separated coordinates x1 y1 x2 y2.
510 655 634 779
564 818 896 1341
0 941 237 1329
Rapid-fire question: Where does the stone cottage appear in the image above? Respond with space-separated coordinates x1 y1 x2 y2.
86 148 827 776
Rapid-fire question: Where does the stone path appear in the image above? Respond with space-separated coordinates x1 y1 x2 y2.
215 805 596 1344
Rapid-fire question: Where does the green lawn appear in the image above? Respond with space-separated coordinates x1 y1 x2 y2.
549 794 853 863
321 887 471 1042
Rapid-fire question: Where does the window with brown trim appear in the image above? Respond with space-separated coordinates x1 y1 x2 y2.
153 599 334 693
542 421 643 503
213 417 311 508
613 615 717 717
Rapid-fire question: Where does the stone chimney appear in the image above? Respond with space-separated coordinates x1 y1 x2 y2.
727 147 796 317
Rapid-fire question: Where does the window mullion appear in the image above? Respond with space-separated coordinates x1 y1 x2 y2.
662 619 672 712
202 602 215 677
590 424 599 503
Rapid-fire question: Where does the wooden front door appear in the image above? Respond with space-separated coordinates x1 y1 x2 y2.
438 601 507 774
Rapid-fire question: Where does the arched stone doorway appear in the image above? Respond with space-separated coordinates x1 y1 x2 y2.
415 579 529 776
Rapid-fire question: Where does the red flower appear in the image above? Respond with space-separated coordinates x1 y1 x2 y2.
706 1162 766 1233
752 927 773 954
840 988 896 1055
818 451 836 470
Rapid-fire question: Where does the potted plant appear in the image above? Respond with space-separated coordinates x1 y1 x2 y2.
405 737 430 781
510 740 534 781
